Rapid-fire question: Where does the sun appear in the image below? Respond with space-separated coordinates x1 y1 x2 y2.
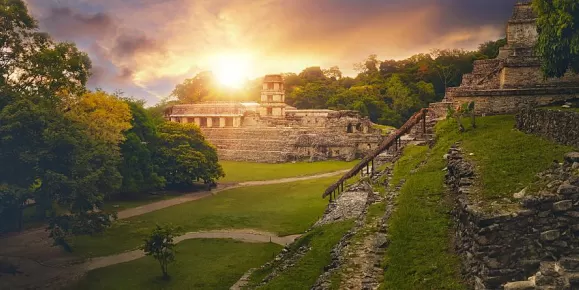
211 53 253 88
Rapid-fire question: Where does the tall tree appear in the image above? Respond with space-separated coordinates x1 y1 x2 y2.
156 122 224 188
0 0 91 99
119 100 166 195
533 0 579 77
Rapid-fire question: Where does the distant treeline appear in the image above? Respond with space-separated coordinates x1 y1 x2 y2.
167 39 506 127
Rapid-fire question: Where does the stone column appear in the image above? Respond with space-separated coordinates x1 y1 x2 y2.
207 117 213 128
194 118 201 127
233 117 241 127
219 117 226 128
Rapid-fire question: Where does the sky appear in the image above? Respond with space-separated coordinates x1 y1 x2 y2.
23 0 520 105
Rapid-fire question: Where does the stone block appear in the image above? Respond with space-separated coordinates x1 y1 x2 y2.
564 152 579 164
560 257 579 272
540 230 560 241
568 272 579 284
553 200 573 212
558 183 579 196
504 280 535 290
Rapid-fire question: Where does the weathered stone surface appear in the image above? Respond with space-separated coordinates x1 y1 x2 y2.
540 230 560 242
516 109 579 149
429 1 579 118
446 145 579 290
564 152 579 164
504 280 535 290
553 200 573 212
558 183 579 196
560 257 579 272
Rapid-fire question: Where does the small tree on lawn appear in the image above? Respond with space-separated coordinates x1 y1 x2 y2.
142 225 176 279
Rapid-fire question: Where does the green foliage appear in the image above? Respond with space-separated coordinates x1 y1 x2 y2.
0 3 224 256
478 38 507 59
533 0 579 77
156 122 224 187
142 225 177 279
0 0 91 98
118 100 165 195
74 239 281 290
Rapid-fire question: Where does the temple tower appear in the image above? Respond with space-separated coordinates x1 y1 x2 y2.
260 74 285 117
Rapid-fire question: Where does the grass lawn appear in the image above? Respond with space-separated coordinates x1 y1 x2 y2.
389 145 429 187
219 160 357 183
72 177 336 257
449 115 574 200
381 142 464 290
250 220 354 289
74 239 282 290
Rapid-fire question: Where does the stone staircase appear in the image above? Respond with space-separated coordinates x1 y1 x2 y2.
201 128 294 163
201 127 383 163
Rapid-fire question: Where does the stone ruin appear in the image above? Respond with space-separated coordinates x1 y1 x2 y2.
165 75 383 163
430 2 579 117
447 147 579 290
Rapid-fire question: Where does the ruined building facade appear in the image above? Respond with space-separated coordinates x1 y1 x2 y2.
431 2 579 116
165 75 383 163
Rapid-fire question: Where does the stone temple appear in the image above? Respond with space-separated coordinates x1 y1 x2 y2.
431 2 579 116
165 74 382 163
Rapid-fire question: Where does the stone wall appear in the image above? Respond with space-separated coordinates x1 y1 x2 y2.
443 89 579 116
446 147 579 289
516 108 579 148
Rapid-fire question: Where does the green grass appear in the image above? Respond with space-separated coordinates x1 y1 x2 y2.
72 177 337 257
381 115 574 289
450 115 574 200
252 220 354 290
373 124 397 136
219 160 357 183
389 145 429 187
74 239 282 290
381 127 463 289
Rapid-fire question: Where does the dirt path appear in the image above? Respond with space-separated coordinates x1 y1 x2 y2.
0 229 299 289
85 229 300 271
0 170 344 289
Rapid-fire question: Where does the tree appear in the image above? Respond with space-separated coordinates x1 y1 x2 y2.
323 66 343 80
142 225 176 279
156 122 224 188
171 71 216 103
533 0 579 77
65 91 132 147
0 0 91 99
118 100 165 195
299 67 326 83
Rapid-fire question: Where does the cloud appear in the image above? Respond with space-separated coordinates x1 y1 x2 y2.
24 0 520 104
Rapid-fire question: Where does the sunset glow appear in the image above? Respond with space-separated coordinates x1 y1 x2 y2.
211 53 253 88
24 0 520 103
